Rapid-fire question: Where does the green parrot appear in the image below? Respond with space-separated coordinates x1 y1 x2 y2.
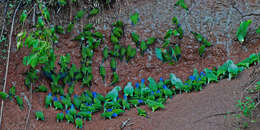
174 44 181 61
56 112 64 122
83 23 93 31
69 105 77 117
164 29 173 39
73 95 82 109
9 85 16 99
129 99 143 107
34 85 48 93
99 64 106 82
122 96 130 110
191 31 204 43
105 86 121 102
112 20 124 28
131 32 140 46
68 85 75 96
130 12 140 25
60 95 72 110
175 0 189 11
140 41 147 55
65 112 74 123
162 85 173 99
172 16 179 25
101 111 113 120
110 72 119 86
119 46 126 61
124 82 134 97
0 92 9 100
15 95 23 110
162 40 170 48
89 8 99 17
45 93 53 108
77 111 92 121
176 27 183 39
199 44 206 57
35 111 44 121
113 27 123 38
146 37 156 45
146 99 165 112
111 34 119 44
75 118 83 128
93 31 103 39
137 108 147 117
110 58 117 72
53 96 63 110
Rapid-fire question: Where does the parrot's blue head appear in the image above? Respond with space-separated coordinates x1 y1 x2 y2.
163 85 167 89
200 71 206 76
189 75 196 81
160 77 164 82
141 78 145 84
107 108 112 112
71 104 75 109
177 24 181 28
53 96 58 101
135 83 139 88
92 92 97 98
151 91 154 95
156 90 160 94
48 93 52 96
60 96 64 100
73 94 78 98
138 99 143 104
65 110 69 114
123 95 127 100
112 113 118 117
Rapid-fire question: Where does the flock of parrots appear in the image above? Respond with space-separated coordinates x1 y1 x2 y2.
0 0 260 129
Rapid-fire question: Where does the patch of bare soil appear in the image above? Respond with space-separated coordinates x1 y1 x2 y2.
0 0 260 130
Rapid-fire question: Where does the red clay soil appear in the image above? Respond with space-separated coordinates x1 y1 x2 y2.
0 32 259 130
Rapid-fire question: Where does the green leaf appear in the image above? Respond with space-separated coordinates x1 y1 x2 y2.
27 54 38 68
236 20 252 43
155 48 163 61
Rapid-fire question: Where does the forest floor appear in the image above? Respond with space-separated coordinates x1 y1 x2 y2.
0 0 260 130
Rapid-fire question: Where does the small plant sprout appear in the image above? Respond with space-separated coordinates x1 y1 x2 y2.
236 20 252 43
35 111 44 121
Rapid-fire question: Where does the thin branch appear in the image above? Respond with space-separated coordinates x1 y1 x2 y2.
0 0 22 127
193 111 240 124
24 85 32 130
0 0 9 38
